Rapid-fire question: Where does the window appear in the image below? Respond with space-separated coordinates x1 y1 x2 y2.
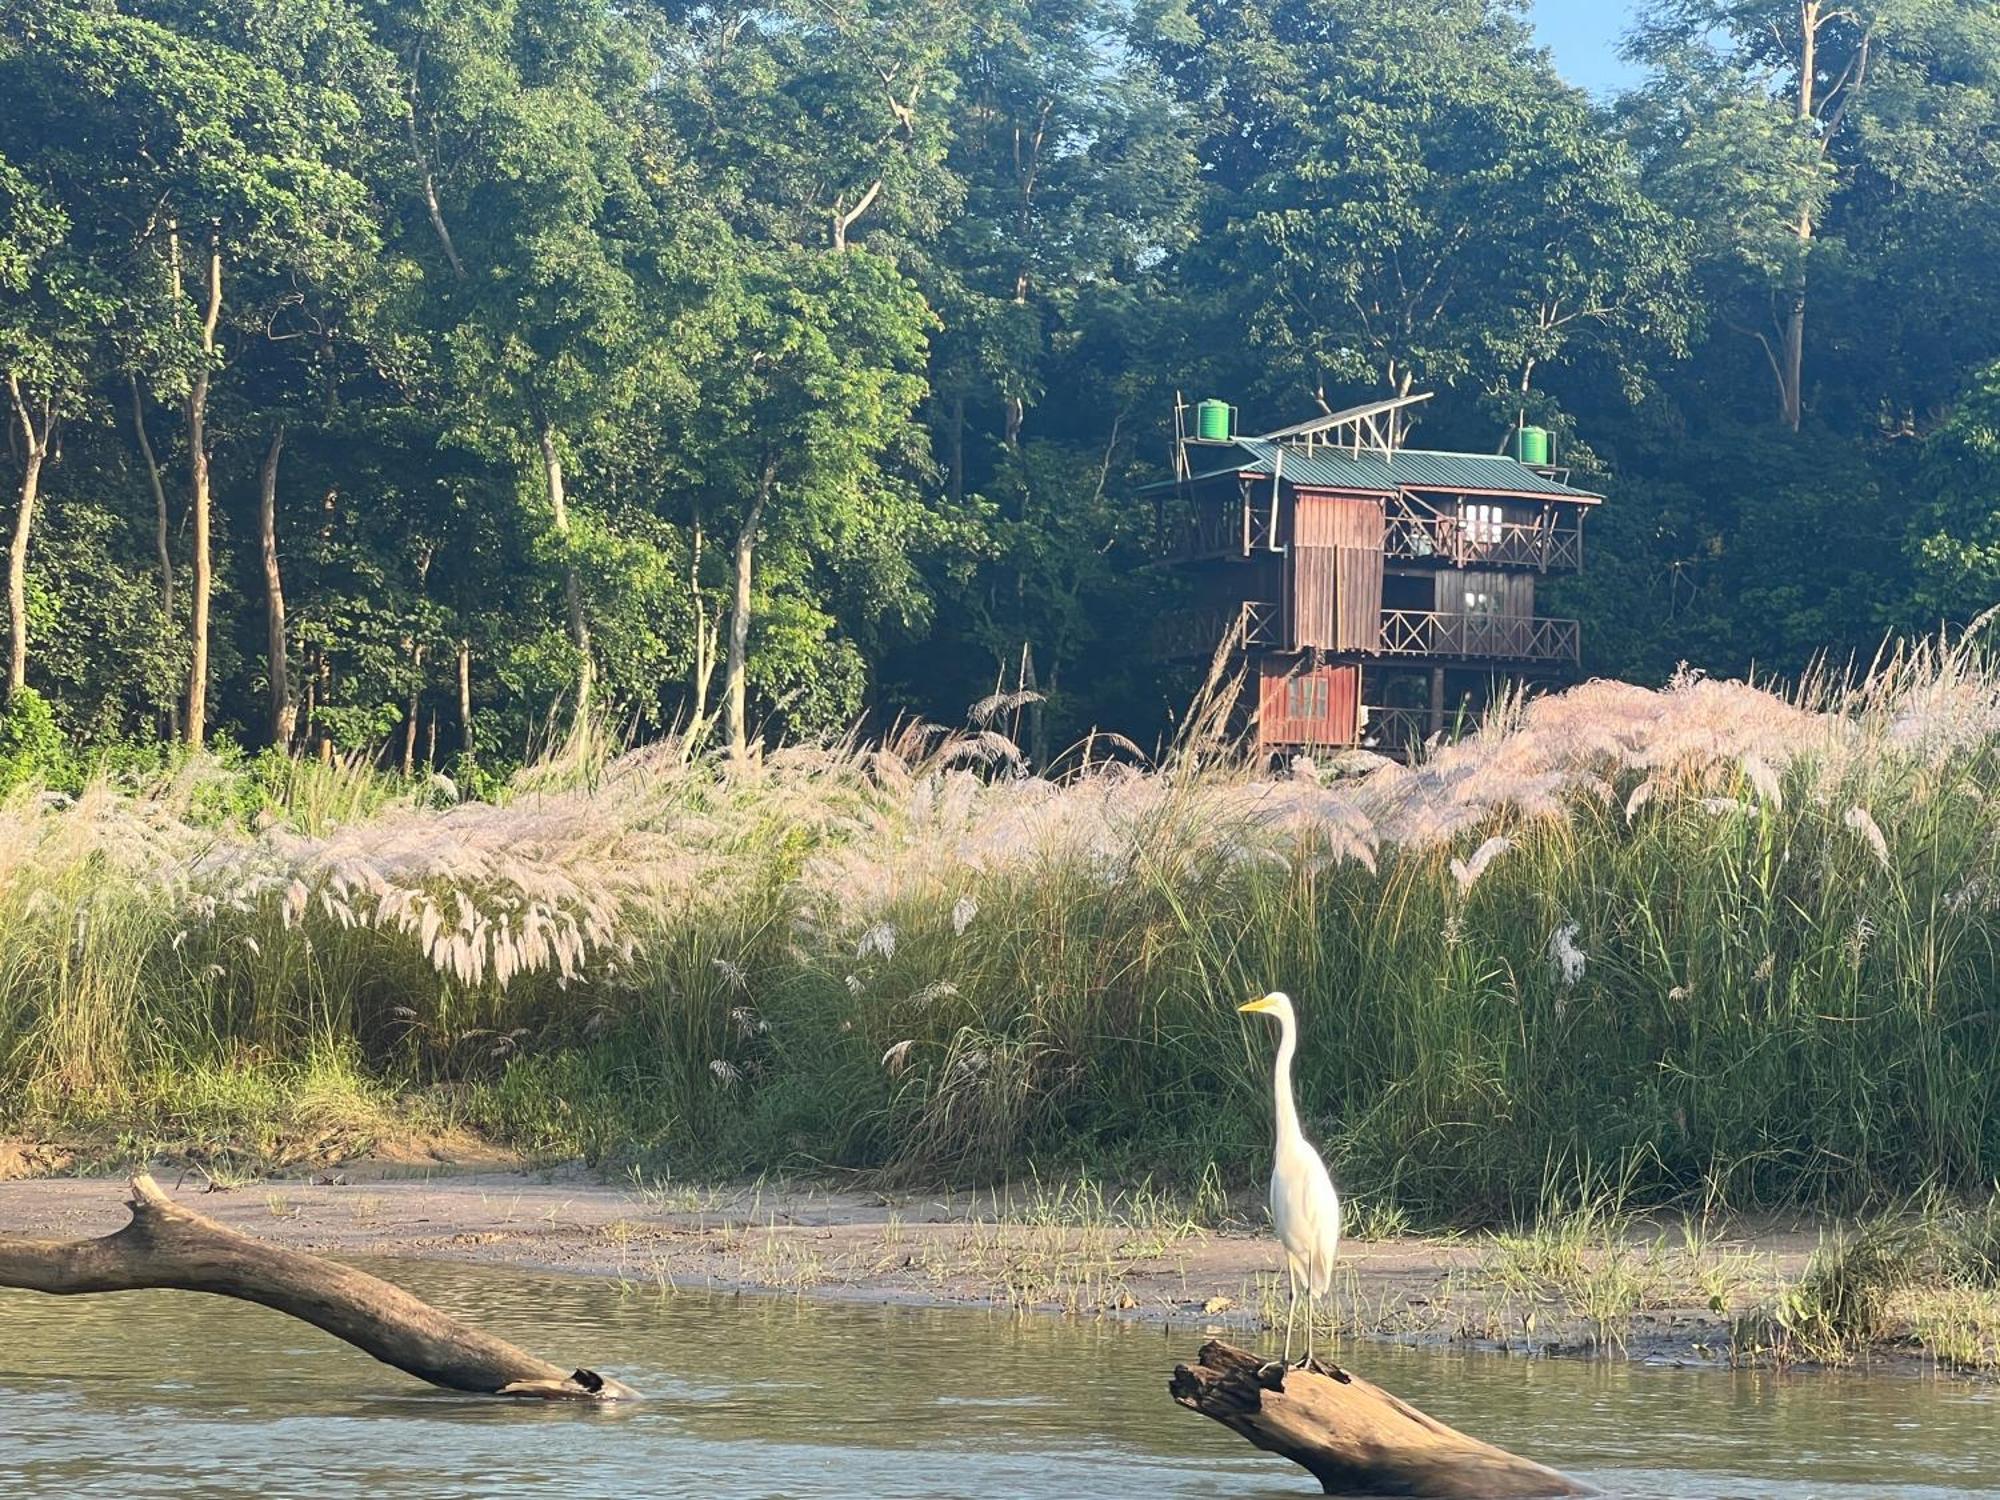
1463 589 1496 616
1464 503 1504 545
1285 672 1330 722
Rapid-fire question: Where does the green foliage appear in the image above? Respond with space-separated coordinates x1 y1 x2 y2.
1909 361 2000 623
0 0 1995 845
1142 0 1696 410
0 686 70 792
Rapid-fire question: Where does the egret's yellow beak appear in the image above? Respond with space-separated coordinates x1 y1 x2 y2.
1238 994 1278 1015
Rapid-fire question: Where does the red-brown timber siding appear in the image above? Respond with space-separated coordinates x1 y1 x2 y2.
1257 659 1360 749
1291 492 1384 652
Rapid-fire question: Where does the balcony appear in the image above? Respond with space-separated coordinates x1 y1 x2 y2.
1376 609 1579 664
1154 599 1283 659
1383 515 1581 571
1174 496 1281 560
1358 704 1428 756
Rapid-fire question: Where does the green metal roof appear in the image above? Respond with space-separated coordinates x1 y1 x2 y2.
1140 438 1602 502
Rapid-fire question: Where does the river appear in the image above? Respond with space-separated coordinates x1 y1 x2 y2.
1 1260 1994 1497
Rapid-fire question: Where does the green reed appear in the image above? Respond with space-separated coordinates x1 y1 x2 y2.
4 639 2000 1220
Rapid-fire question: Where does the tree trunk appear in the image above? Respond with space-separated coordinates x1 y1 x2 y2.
4 374 49 705
689 513 714 727
183 232 222 749
540 423 592 726
1779 289 1805 432
0 1175 635 1400
457 637 474 759
1019 642 1044 768
309 649 332 762
405 107 467 280
1780 3 1819 434
949 392 965 508
258 425 293 749
1170 1341 1587 1498
128 374 179 739
401 641 424 777
722 462 773 759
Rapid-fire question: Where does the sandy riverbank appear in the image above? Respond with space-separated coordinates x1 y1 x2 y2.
0 1155 1845 1368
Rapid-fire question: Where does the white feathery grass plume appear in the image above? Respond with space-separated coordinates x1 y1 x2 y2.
1449 835 1511 894
910 979 960 1005
1623 780 1654 822
1844 805 1891 871
881 1039 917 1076
708 1059 741 1087
857 922 897 961
969 689 1043 727
951 895 979 935
1741 754 1783 812
1548 922 1586 989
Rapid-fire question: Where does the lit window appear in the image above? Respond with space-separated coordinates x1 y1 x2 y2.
1465 503 1503 544
1464 590 1495 615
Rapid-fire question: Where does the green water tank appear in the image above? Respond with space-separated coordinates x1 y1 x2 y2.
1509 425 1552 466
1196 399 1235 442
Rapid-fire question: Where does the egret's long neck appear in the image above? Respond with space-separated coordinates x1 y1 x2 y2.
1272 1010 1304 1151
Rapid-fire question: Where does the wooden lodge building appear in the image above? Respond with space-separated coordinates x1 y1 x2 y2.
1147 393 1600 755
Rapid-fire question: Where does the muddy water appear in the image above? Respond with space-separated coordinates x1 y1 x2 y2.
0 1261 1994 1498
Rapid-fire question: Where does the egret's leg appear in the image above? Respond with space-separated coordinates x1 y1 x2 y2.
1281 1261 1298 1364
1303 1282 1316 1369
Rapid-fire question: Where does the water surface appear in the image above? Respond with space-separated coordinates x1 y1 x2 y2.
1 1260 1994 1498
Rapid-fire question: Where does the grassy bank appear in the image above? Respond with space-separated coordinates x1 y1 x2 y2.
6 641 2000 1221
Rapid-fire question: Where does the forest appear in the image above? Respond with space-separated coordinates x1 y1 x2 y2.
2 0 2000 776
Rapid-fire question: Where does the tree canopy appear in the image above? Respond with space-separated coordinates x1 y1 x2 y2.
3 0 2000 767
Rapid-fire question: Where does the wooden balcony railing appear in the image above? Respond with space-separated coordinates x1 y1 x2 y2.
1154 599 1284 659
1376 609 1580 664
1383 515 1582 571
1358 705 1428 755
1174 497 1281 560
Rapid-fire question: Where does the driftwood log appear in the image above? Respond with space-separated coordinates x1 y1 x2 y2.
0 1173 634 1400
1171 1341 1590 1498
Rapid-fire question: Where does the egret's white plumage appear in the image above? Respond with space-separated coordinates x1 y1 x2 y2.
1238 990 1341 1367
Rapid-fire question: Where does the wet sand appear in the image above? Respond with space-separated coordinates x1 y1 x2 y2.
0 1158 1827 1366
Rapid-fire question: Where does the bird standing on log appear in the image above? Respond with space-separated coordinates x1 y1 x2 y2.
1238 990 1341 1368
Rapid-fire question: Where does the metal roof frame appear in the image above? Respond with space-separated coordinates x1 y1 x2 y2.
1255 393 1434 458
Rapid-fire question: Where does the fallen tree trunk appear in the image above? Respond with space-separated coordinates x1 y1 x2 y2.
1170 1341 1589 1498
0 1174 634 1400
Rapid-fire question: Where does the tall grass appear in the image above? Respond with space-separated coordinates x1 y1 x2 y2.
6 637 2000 1218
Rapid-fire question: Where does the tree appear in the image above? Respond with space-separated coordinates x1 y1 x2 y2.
1628 2 1883 430
3 0 379 744
685 249 934 754
0 154 92 704
1141 0 1693 423
373 0 692 735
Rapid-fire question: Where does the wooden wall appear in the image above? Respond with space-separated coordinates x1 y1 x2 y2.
1438 567 1535 618
1258 659 1360 749
1291 492 1384 652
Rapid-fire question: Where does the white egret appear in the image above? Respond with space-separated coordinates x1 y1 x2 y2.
1238 990 1341 1368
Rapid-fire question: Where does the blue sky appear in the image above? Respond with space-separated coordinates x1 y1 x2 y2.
1530 0 1646 95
